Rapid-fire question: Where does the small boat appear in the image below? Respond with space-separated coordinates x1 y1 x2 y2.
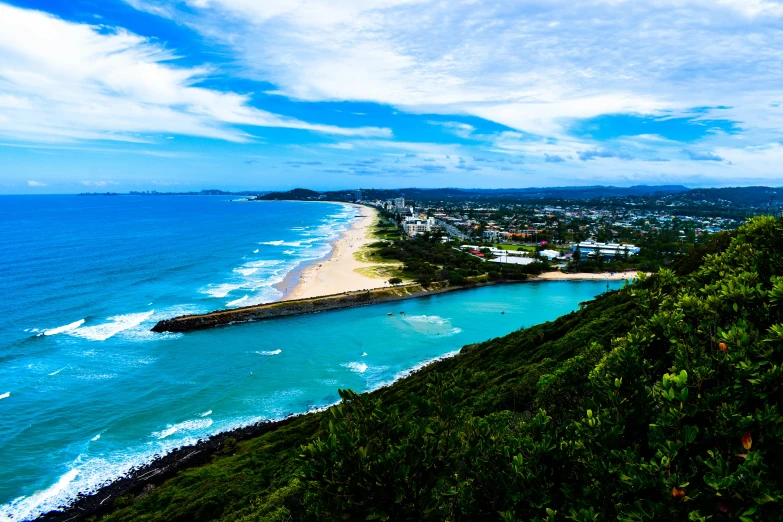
387 312 395 316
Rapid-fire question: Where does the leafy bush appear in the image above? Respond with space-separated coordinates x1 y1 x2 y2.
103 216 783 522
300 216 783 521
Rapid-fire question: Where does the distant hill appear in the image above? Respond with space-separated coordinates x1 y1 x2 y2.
676 186 781 207
253 186 690 203
352 185 690 201
256 188 322 201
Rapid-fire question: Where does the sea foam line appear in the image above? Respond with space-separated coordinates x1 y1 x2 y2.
0 346 461 522
42 319 85 336
69 311 155 342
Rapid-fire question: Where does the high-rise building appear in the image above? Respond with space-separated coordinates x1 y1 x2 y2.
354 189 362 202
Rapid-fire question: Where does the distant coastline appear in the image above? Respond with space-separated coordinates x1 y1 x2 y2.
79 190 266 197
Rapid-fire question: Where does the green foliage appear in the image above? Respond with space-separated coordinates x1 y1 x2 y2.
102 216 783 522
373 231 546 285
299 216 783 521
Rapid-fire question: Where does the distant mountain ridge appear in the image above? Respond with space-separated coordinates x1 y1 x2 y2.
255 185 690 202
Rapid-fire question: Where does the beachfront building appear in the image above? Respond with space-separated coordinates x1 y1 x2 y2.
354 189 362 202
404 216 436 236
539 249 563 261
574 239 640 259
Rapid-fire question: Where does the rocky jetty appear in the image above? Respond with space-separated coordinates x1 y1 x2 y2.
152 280 514 333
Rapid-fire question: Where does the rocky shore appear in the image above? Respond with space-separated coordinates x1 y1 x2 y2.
37 417 296 521
152 280 521 333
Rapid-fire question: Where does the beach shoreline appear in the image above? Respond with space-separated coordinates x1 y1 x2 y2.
281 203 388 301
533 270 643 281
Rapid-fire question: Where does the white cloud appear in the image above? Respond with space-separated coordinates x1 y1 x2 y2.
80 180 117 187
428 121 476 139
323 142 355 150
27 180 47 186
0 2 390 143
127 0 783 144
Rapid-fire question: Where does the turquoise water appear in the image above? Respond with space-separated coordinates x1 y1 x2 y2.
0 196 624 519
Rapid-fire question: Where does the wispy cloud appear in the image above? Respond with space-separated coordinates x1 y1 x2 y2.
0 2 390 144
80 180 117 187
129 0 783 142
27 180 47 186
683 149 725 161
578 149 633 161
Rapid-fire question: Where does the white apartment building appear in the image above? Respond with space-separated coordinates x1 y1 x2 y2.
404 216 436 236
574 239 640 259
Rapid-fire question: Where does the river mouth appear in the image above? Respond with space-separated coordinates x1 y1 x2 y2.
2 281 624 520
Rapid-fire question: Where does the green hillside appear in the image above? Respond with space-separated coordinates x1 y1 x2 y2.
98 216 783 522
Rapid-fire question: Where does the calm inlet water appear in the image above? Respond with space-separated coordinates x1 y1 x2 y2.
0 196 624 520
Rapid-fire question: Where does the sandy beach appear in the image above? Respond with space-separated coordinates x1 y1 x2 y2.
534 270 643 281
282 204 391 301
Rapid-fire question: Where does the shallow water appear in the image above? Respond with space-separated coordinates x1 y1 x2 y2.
0 196 625 519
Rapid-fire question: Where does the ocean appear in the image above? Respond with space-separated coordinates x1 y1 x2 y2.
0 195 625 520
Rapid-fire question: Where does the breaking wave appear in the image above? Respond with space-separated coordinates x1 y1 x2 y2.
42 319 85 336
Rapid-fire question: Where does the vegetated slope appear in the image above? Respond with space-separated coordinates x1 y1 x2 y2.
100 217 782 522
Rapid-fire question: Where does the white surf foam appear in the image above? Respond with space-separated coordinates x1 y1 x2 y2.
283 249 295 255
253 249 259 253
200 410 212 417
256 349 281 355
42 319 85 336
69 311 154 342
401 315 461 336
342 362 368 373
5 468 79 520
91 434 101 441
405 315 447 324
48 367 67 376
226 295 249 307
153 418 213 440
201 283 242 298
259 239 302 247
234 267 258 276
0 392 9 400
243 259 283 268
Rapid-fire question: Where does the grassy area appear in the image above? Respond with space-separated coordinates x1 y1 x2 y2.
492 243 535 251
369 218 402 240
353 245 399 264
354 264 405 280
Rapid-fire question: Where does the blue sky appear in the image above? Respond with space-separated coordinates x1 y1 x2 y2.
1 0 783 193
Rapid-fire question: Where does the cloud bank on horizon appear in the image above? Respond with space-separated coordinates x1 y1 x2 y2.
1 0 782 192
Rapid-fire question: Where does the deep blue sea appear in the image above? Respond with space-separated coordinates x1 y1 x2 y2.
0 196 624 520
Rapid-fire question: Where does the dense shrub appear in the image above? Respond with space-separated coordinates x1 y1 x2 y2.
301 216 783 521
103 216 782 522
